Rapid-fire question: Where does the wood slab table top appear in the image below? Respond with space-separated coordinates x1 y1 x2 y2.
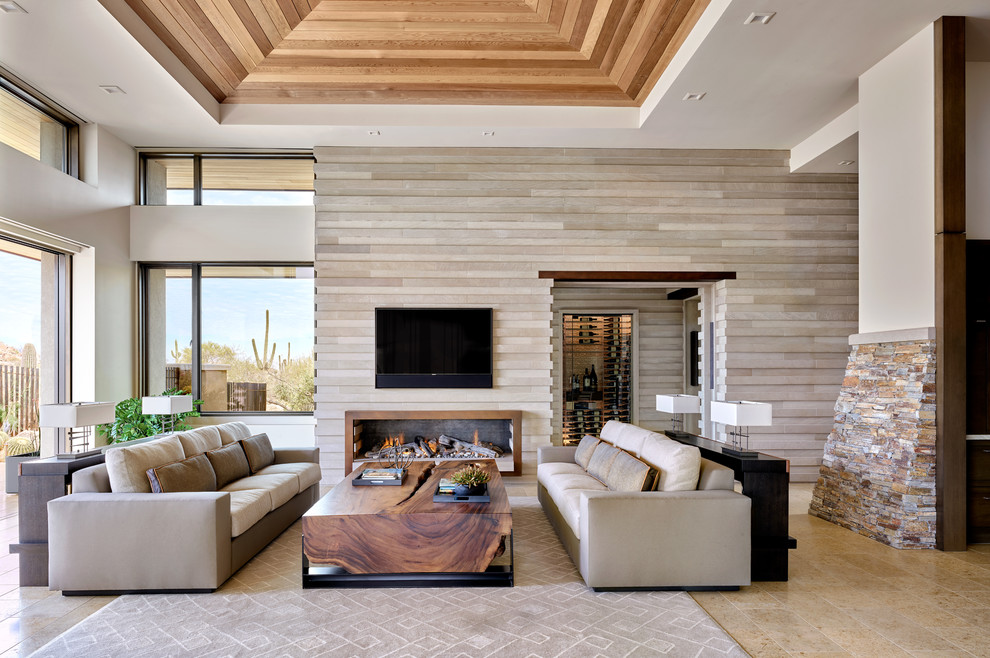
303 460 511 574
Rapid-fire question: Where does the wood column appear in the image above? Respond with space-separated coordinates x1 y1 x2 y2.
934 15 967 551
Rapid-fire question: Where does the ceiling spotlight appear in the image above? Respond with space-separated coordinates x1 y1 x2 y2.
744 12 775 25
99 85 126 95
682 92 707 101
838 160 856 166
367 130 380 136
482 130 495 137
0 1 27 13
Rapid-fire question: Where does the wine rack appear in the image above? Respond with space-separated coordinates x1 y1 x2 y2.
561 313 633 445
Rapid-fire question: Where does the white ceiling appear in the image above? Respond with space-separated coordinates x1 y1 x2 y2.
1 0 989 158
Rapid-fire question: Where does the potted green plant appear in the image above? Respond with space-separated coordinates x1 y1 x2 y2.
449 463 490 496
99 389 202 444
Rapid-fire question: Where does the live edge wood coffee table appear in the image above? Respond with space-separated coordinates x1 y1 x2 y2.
302 460 512 588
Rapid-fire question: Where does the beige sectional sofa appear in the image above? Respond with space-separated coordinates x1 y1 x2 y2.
47 422 320 594
538 420 751 590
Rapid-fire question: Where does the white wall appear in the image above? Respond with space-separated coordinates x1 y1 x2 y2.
968 62 990 239
858 25 936 335
131 205 315 262
0 126 136 404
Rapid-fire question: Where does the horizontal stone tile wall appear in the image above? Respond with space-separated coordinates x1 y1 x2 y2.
314 147 858 483
809 339 937 548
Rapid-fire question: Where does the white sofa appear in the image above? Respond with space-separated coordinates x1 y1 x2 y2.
538 420 751 590
47 422 320 594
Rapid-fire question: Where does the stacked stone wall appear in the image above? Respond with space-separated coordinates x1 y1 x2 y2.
809 339 937 548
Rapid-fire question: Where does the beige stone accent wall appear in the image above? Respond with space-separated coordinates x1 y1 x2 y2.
314 147 858 483
810 339 937 548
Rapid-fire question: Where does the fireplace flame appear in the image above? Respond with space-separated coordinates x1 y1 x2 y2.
383 433 404 449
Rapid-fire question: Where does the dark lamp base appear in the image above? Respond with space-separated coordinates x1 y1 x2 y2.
721 446 759 458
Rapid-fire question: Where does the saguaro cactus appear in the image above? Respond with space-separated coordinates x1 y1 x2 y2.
20 343 37 369
252 309 276 371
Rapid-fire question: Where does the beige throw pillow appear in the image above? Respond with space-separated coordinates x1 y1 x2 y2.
147 454 217 493
641 435 701 491
206 442 251 488
604 450 657 492
105 435 185 493
586 442 621 484
241 433 275 473
574 435 599 469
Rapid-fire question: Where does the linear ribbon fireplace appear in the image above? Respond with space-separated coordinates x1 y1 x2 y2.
345 410 522 476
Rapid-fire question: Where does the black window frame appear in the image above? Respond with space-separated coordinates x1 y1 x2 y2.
0 67 80 177
139 262 315 417
138 152 315 206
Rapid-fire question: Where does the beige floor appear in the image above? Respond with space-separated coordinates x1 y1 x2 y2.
1 480 988 656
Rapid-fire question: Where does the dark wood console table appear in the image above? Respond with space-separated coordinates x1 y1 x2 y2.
10 453 106 587
669 433 796 581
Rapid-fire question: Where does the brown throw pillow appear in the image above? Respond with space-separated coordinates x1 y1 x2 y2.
146 454 217 493
241 433 275 473
205 442 251 488
604 450 658 492
574 435 599 469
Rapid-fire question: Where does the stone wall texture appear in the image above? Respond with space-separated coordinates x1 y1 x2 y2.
809 339 937 548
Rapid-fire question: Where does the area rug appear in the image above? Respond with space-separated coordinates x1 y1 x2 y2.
33 498 745 657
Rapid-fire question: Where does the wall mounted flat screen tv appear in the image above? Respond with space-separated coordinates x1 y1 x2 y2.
375 308 493 388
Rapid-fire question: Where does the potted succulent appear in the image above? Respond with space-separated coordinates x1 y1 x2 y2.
450 463 490 497
4 431 40 495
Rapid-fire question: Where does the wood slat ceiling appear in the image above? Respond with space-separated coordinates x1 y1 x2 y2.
123 0 710 106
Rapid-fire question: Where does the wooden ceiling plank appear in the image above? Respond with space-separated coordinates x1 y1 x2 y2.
260 0 294 38
275 39 578 52
579 0 614 58
227 0 275 52
138 0 235 97
244 71 616 84
290 20 561 35
224 87 638 105
618 0 690 93
547 0 567 29
175 0 250 80
257 57 600 71
270 47 583 60
291 0 313 18
242 0 285 45
606 0 669 84
558 0 581 40
566 0 600 48
632 0 708 103
123 0 227 100
206 0 268 65
589 0 635 68
300 9 546 23
276 0 302 26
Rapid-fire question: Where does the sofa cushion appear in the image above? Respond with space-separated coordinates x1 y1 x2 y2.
176 426 222 458
226 489 272 537
241 433 275 473
206 442 251 489
105 435 185 493
641 435 702 491
217 421 253 446
222 473 299 509
586 442 621 483
604 450 657 492
146 454 217 493
536 462 586 490
558 489 586 536
573 435 599 469
544 471 607 504
601 420 658 457
256 462 322 491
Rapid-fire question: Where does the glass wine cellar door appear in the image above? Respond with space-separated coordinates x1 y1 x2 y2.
562 313 633 445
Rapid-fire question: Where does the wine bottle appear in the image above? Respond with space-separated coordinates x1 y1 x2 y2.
583 368 591 391
590 364 598 391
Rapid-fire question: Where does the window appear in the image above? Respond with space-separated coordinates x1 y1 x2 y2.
142 264 314 414
0 70 79 176
141 154 314 206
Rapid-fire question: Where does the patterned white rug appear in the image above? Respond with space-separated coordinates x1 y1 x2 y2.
33 498 745 657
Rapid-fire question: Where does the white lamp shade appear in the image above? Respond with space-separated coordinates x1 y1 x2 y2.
711 400 772 427
142 395 194 415
39 402 115 428
656 394 701 414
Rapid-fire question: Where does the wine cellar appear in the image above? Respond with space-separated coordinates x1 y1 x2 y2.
561 313 634 445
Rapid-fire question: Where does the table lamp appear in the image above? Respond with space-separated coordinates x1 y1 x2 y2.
655 394 701 439
142 395 193 434
710 400 772 457
39 402 116 457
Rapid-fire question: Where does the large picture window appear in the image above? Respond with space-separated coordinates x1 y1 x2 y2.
0 69 79 176
143 264 314 414
141 154 314 206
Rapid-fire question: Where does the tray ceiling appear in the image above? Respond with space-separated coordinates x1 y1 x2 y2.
123 0 709 106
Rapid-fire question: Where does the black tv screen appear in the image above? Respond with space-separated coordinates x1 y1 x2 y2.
375 308 493 388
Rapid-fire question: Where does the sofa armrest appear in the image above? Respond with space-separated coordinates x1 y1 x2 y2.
578 490 751 589
538 445 578 465
274 447 320 464
48 492 232 592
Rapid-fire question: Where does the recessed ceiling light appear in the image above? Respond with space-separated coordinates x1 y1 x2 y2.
99 85 126 95
367 130 380 136
682 92 706 101
744 12 775 25
0 1 27 13
482 130 495 137
838 160 856 166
